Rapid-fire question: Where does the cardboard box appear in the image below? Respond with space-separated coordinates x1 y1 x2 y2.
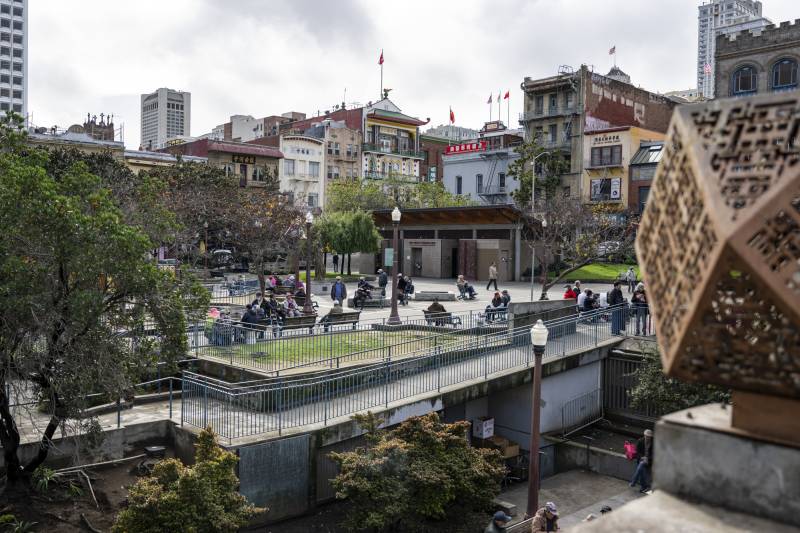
486 435 509 449
502 443 520 459
472 417 494 439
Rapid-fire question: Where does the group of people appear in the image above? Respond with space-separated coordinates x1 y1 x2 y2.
563 276 649 336
486 501 560 532
485 290 511 322
330 271 415 308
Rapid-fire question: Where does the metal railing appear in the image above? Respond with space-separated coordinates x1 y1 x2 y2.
361 143 425 159
181 305 633 440
187 309 504 374
561 388 603 436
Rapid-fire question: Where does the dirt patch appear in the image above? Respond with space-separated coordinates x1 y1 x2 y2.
1 449 175 532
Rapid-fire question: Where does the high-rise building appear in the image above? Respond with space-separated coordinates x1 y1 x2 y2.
140 88 191 150
0 0 27 119
697 0 770 99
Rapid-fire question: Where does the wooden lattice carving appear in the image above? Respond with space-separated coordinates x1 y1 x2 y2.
636 93 800 399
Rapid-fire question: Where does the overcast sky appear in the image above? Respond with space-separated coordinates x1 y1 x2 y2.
29 0 799 149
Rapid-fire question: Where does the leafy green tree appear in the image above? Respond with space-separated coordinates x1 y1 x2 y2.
331 412 504 532
327 178 474 212
630 345 730 414
113 427 261 533
326 179 389 212
0 118 207 486
508 136 568 207
316 211 381 275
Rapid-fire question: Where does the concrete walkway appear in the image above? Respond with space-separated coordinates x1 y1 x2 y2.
500 470 643 529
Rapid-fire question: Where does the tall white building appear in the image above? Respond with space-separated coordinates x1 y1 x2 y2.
140 88 191 150
697 0 770 99
0 0 27 119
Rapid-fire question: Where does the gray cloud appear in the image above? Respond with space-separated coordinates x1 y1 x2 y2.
28 0 800 149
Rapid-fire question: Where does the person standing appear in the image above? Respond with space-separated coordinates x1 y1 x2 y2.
632 282 648 335
377 268 388 296
607 281 625 334
486 262 498 291
630 429 654 493
330 276 347 306
397 273 408 305
626 267 637 294
484 511 512 532
332 253 339 273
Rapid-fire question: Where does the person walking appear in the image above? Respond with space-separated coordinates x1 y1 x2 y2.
330 276 347 306
332 253 339 273
486 262 498 291
632 282 648 335
531 501 560 531
630 429 654 493
377 268 388 296
397 274 409 305
484 511 512 533
626 267 637 294
607 281 625 334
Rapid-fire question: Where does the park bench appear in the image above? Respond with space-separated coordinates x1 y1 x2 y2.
346 296 386 309
293 295 319 310
320 310 361 331
423 310 463 327
279 314 317 334
268 285 293 296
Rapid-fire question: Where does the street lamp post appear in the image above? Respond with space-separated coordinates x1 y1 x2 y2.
388 206 402 325
203 221 209 272
303 211 315 315
529 151 550 302
526 319 549 518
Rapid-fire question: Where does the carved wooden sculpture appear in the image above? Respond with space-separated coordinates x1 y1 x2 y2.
636 93 800 443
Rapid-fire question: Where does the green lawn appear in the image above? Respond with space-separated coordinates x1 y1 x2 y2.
555 263 639 282
200 329 464 369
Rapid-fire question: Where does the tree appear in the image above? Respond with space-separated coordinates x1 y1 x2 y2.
316 211 381 275
630 345 730 414
330 412 504 532
0 120 207 487
508 136 568 207
113 427 261 533
326 178 474 213
521 195 636 299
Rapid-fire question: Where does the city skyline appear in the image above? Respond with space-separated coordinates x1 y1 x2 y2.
28 0 800 149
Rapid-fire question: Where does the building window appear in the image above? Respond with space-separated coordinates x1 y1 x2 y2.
334 142 340 155
631 165 656 181
476 173 483 193
731 65 757 96
498 172 506 189
284 159 295 176
12 7 21 17
0 88 7 97
549 94 557 110
534 95 544 114
0 6 8 14
11 21 20 31
772 59 798 91
0 20 9 29
0 33 8 42
12 76 20 85
309 161 320 177
12 89 20 99
327 141 332 154
549 124 557 143
456 175 462 195
590 145 622 167
565 91 574 109
307 193 318 208
11 34 19 44
346 144 353 157
11 62 20 72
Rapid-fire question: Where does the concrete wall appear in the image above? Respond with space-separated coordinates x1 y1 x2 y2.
477 239 513 282
402 238 442 278
489 360 602 448
551 438 631 481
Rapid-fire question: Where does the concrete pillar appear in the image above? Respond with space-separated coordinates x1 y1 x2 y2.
472 229 477 239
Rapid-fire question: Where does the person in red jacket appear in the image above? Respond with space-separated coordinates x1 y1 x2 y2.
563 284 578 299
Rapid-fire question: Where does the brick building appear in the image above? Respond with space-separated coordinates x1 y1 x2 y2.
627 141 664 216
159 138 282 189
715 19 800 98
419 134 449 182
520 65 677 199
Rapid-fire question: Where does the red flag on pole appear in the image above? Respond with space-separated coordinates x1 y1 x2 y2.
609 46 616 55
449 107 455 124
487 94 492 104
503 90 510 100
379 49 384 65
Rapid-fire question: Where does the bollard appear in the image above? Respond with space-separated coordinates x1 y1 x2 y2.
116 398 121 428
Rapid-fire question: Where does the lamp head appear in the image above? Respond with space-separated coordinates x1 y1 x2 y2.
391 206 401 223
530 319 549 348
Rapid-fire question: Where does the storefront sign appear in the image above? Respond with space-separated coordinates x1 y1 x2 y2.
444 141 486 155
232 154 256 164
592 133 621 145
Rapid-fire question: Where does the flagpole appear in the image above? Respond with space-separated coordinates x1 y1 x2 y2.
489 97 492 122
497 92 500 123
507 93 510 129
380 63 383 98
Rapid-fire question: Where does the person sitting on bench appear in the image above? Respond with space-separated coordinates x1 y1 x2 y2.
319 303 344 332
427 298 448 326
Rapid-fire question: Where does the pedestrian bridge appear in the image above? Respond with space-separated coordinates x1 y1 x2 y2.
181 305 644 442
